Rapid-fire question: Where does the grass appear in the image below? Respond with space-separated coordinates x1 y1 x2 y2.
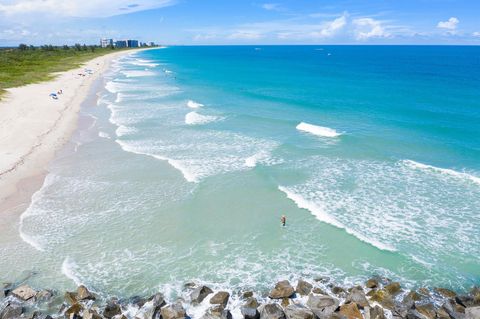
0 45 136 99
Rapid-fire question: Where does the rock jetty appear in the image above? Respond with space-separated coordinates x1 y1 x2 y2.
1 277 480 319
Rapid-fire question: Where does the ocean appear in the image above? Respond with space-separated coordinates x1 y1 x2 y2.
2 46 480 308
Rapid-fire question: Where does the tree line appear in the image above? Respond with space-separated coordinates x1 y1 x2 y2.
17 43 116 52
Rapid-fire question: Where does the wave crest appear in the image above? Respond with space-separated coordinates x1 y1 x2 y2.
296 122 342 138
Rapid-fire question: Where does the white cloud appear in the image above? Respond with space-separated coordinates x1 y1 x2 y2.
474 32 480 37
353 18 390 40
0 0 176 18
261 3 281 11
311 13 347 38
437 17 459 30
228 32 263 40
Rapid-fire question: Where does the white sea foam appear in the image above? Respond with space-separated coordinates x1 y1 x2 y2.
402 160 480 186
121 70 155 78
98 131 111 139
129 59 160 68
185 112 220 125
164 69 173 74
296 122 342 138
244 151 279 168
187 100 204 109
278 186 397 252
62 257 84 286
115 140 198 183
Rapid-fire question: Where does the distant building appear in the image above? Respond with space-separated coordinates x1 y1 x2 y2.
127 40 139 48
115 40 128 48
100 38 113 48
148 42 155 47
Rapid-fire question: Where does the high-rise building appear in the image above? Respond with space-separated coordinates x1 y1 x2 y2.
115 40 128 48
100 38 113 48
127 40 139 48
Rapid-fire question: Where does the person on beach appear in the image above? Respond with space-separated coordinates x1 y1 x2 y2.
281 215 286 227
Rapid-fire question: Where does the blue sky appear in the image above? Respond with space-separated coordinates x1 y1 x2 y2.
1 0 479 45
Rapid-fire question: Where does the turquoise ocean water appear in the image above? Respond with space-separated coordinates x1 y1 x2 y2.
2 46 480 307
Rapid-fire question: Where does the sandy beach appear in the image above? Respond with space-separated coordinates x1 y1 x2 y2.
0 49 141 215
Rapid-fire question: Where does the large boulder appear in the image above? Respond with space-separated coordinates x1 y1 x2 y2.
465 306 480 319
414 303 436 319
457 295 480 308
191 286 214 304
384 282 401 296
306 294 339 318
201 305 232 319
65 303 83 318
210 292 230 308
364 305 385 319
83 310 103 319
258 304 285 319
77 286 95 301
346 287 369 309
103 300 122 319
0 303 23 319
64 292 78 305
436 288 457 299
442 299 466 319
368 289 395 310
135 293 166 319
11 285 37 301
366 279 379 289
296 280 313 296
160 303 186 319
269 281 294 299
284 304 314 319
339 303 362 319
241 297 259 319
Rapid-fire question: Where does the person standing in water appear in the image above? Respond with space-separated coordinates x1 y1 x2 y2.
281 215 286 227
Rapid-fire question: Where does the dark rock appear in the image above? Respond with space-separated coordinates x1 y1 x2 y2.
339 303 362 319
436 308 450 319
296 280 313 296
65 303 83 318
161 303 186 319
77 285 95 301
465 306 480 319
184 282 196 290
258 304 285 319
242 292 254 299
384 282 401 296
345 286 369 309
11 285 37 301
413 303 435 319
365 305 385 319
311 288 326 295
64 292 78 305
331 287 345 296
0 303 23 319
306 294 339 318
284 304 314 319
436 288 457 299
269 281 294 299
135 293 166 319
210 292 230 308
241 297 259 319
366 279 379 289
129 296 147 308
368 289 395 310
201 305 232 319
191 286 214 304
403 291 423 303
314 277 329 284
103 301 122 319
442 299 465 319
417 288 430 296
30 312 54 319
83 309 103 319
457 295 480 308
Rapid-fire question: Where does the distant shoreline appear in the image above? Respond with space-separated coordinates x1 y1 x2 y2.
0 48 149 217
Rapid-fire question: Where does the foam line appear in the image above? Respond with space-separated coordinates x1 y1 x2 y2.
402 160 480 186
296 122 342 138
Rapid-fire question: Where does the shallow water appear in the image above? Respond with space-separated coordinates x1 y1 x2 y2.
1 46 480 305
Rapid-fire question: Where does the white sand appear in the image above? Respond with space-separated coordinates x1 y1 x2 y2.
0 49 140 208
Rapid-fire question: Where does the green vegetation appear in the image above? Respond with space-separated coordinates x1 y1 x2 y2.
0 44 133 99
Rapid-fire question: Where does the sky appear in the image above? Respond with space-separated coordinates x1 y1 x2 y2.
0 0 480 46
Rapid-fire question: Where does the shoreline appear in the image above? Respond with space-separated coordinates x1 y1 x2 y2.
0 49 148 217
